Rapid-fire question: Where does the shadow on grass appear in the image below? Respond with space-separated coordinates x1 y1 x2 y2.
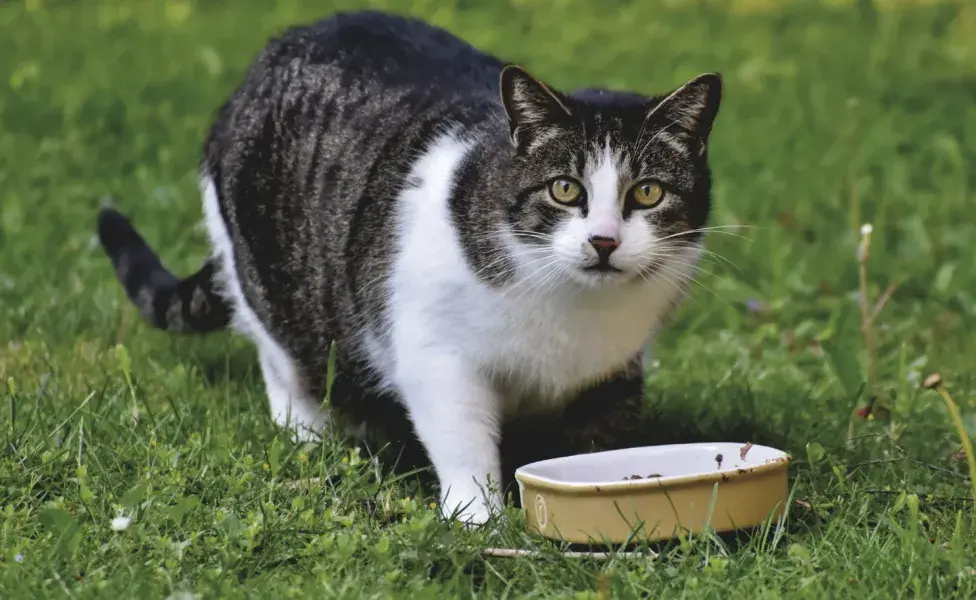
339 389 798 511
191 350 798 511
189 341 260 386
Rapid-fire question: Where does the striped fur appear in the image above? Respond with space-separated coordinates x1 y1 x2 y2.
97 208 230 333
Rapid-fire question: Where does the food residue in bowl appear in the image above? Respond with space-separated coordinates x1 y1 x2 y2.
622 473 663 481
740 442 754 460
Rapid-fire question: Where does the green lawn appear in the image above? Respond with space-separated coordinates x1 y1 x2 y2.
3 0 976 597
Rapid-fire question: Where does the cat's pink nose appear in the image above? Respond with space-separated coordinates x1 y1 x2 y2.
588 235 619 262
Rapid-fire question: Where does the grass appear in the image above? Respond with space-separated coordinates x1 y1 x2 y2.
2 0 976 597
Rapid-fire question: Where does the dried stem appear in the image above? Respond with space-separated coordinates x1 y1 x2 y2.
848 224 900 442
928 378 976 505
871 283 899 322
857 227 877 392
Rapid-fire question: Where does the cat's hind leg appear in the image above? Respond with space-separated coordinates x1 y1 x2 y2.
258 349 330 443
200 172 329 442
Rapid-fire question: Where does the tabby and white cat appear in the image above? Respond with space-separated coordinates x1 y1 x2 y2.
97 10 722 525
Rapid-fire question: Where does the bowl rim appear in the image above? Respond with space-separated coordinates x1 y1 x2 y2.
514 442 792 496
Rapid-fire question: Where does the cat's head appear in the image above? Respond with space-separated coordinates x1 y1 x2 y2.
498 65 722 289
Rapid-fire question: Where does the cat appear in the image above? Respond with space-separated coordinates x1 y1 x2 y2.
96 10 722 525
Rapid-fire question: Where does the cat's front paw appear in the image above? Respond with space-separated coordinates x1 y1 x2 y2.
439 481 501 527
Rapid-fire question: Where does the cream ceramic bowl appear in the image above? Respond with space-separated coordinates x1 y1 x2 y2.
515 442 791 544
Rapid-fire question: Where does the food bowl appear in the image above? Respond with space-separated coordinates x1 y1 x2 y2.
515 442 791 544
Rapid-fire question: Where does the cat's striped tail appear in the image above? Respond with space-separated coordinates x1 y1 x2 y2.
96 207 231 333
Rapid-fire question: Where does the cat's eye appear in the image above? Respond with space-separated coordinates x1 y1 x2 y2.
629 180 665 208
548 178 584 205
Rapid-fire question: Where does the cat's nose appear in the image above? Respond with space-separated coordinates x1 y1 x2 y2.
588 235 619 262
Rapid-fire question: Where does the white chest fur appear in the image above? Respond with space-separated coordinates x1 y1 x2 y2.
410 275 675 416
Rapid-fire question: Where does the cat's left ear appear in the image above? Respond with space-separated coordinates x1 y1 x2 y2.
646 73 723 143
499 64 573 150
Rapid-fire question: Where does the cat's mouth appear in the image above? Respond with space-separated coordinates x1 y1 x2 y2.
582 263 623 273
577 261 633 285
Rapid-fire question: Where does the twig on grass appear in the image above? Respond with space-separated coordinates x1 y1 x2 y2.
482 547 657 560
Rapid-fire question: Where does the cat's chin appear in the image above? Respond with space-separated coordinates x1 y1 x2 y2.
568 267 638 289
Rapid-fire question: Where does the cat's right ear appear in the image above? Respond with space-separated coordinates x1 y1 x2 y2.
499 64 573 150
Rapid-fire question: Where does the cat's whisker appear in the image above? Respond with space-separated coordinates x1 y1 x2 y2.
476 254 557 288
524 258 574 297
505 232 556 245
636 116 682 158
654 225 756 243
639 264 694 306
648 257 736 312
519 259 569 297
499 255 558 292
639 234 743 274
502 257 565 302
658 239 743 272
505 228 556 239
647 256 722 281
514 252 563 271
649 252 717 278
645 245 740 276
471 247 552 279
521 266 563 299
680 247 742 274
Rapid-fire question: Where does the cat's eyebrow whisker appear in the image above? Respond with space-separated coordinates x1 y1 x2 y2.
636 116 683 157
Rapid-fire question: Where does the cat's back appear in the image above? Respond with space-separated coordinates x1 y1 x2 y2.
204 10 507 186
261 11 504 95
205 10 506 208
